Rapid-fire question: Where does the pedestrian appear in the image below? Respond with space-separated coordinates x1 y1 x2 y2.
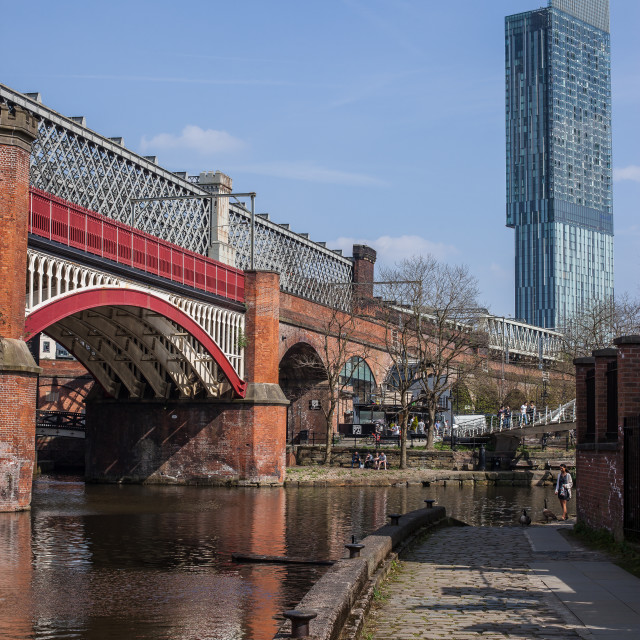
418 419 425 434
351 451 361 468
555 463 573 520
527 400 535 424
520 402 528 425
435 419 441 436
504 405 511 428
498 405 505 429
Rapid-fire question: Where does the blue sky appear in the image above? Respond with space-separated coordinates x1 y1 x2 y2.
3 0 639 317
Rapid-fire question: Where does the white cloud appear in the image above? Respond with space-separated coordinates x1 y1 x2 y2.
329 235 457 264
236 162 386 187
140 125 245 156
613 165 640 183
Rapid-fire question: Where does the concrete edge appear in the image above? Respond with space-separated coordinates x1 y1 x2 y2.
272 505 446 640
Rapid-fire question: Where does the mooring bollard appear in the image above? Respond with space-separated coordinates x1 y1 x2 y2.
388 513 401 526
283 610 318 638
345 543 365 558
424 499 435 509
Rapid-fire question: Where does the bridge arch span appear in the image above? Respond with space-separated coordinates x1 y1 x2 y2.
25 288 247 399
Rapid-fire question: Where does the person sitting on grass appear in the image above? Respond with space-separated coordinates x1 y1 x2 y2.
351 451 361 468
364 453 374 469
375 451 387 470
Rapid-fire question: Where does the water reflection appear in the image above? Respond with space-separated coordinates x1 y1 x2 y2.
0 477 557 640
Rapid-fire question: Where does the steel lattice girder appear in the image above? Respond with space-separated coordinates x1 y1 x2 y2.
227 203 353 308
2 83 355 309
479 315 563 360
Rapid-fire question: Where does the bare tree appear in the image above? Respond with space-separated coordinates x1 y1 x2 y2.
375 301 421 469
291 285 370 464
561 294 640 359
379 256 482 454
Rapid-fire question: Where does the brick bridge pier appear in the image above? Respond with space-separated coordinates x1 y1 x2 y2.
0 106 289 511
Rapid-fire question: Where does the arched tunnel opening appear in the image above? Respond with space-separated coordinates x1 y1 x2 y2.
279 343 328 444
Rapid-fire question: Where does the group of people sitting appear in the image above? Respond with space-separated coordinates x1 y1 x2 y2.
351 450 387 470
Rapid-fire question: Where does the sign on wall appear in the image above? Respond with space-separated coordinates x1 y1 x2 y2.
309 399 321 411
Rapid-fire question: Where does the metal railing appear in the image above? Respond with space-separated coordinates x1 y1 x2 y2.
450 400 577 438
36 410 86 431
29 188 244 302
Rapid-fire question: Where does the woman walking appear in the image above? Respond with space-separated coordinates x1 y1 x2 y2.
555 463 573 520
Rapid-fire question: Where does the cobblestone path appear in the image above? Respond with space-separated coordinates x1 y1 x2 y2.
364 526 594 639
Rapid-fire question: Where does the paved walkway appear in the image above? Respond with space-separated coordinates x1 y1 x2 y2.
364 522 640 639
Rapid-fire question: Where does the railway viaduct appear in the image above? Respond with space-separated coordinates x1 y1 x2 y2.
0 86 567 511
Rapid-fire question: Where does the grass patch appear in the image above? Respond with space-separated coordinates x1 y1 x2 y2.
569 521 640 579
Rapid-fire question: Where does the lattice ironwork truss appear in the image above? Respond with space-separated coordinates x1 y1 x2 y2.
479 315 563 360
2 84 354 308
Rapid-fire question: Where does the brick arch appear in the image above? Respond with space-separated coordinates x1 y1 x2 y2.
279 342 327 388
25 288 247 398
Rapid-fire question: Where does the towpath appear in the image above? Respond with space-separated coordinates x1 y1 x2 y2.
364 522 640 639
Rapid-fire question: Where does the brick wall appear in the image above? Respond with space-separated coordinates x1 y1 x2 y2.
576 449 623 536
245 271 280 384
352 244 376 303
0 371 38 510
0 106 40 511
85 399 285 484
37 360 93 412
0 105 37 340
575 336 640 540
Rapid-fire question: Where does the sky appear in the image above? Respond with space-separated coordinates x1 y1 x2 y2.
2 0 639 317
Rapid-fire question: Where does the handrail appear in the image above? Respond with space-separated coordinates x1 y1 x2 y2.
450 400 577 437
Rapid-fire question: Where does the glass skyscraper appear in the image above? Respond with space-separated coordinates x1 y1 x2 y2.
505 0 613 329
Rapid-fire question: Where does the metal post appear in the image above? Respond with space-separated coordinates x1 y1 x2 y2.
209 196 215 251
250 193 255 270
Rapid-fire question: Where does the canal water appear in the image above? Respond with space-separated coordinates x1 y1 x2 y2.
0 476 560 640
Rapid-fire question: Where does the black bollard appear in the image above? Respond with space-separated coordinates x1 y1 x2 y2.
478 444 486 471
345 543 365 558
424 499 436 509
283 610 318 638
388 513 401 526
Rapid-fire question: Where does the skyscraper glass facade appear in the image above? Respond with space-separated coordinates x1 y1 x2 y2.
505 0 613 329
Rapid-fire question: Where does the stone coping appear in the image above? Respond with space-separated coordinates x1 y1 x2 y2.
284 466 573 488
273 505 446 640
613 334 640 345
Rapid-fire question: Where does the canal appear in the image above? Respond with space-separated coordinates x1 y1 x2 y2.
0 476 559 640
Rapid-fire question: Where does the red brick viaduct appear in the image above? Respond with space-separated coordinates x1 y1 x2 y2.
0 105 572 512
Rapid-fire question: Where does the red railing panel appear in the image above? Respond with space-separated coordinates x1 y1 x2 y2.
68 205 87 250
102 220 118 261
28 187 244 302
50 201 69 245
